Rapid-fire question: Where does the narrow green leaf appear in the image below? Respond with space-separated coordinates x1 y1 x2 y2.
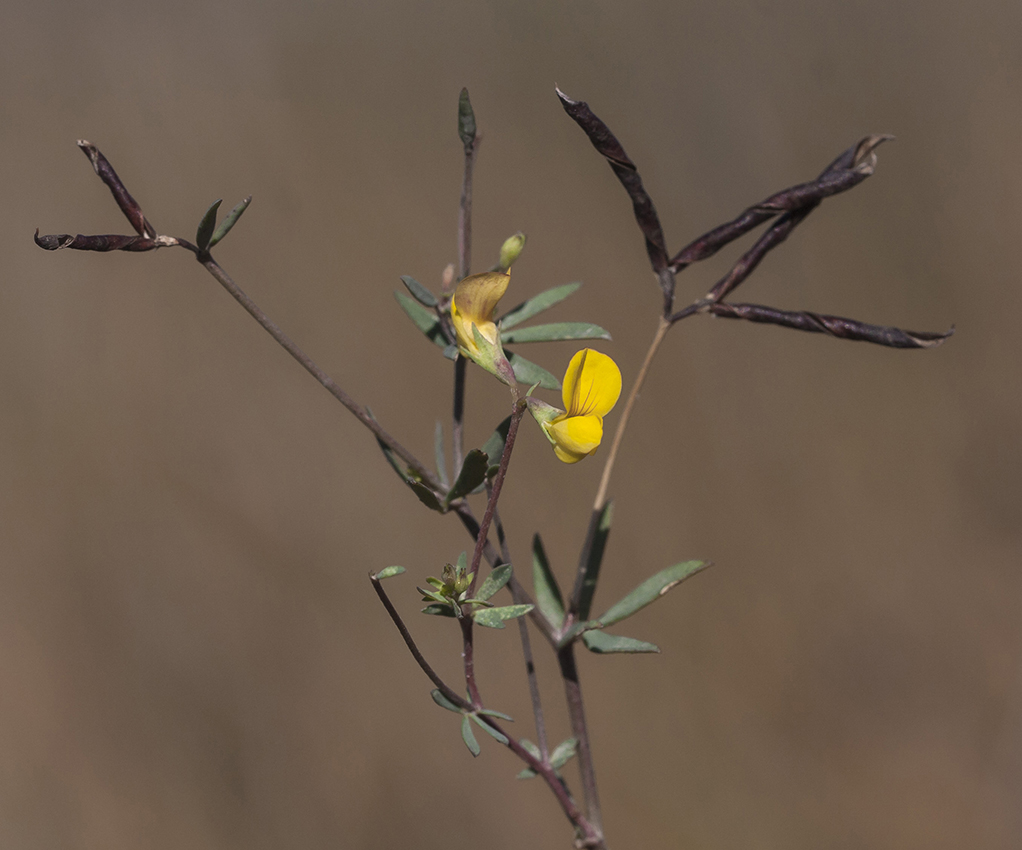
481 416 512 467
473 604 533 629
507 352 560 390
418 586 447 603
477 707 514 721
431 689 462 712
434 421 448 488
442 343 458 361
195 199 222 252
582 631 661 654
577 502 613 620
461 715 481 757
558 619 602 646
456 551 468 572
520 738 541 759
532 534 565 630
598 560 710 627
208 196 251 249
366 407 409 483
470 713 509 744
445 449 489 503
394 291 447 348
458 88 476 149
477 563 512 602
421 603 457 617
549 737 578 769
499 282 582 329
401 275 438 307
501 322 611 345
408 479 445 513
516 738 542 779
373 565 405 581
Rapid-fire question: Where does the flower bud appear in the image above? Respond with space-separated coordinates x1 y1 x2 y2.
497 232 526 272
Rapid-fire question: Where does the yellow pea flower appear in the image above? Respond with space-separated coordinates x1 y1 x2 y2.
451 271 515 384
528 348 622 463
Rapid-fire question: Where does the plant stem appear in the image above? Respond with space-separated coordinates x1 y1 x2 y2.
492 496 550 760
467 397 525 589
559 643 604 843
592 315 670 511
459 397 525 710
199 256 442 491
453 126 478 472
453 357 467 474
370 574 471 712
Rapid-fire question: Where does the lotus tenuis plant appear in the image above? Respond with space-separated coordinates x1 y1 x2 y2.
34 85 951 849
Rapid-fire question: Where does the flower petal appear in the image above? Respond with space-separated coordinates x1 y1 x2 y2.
547 414 603 463
561 349 622 418
452 272 510 356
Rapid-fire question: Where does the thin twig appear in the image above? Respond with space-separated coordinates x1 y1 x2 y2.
370 574 471 711
453 91 479 473
371 574 600 846
199 257 445 489
492 496 550 760
592 315 671 512
558 643 603 840
459 398 526 708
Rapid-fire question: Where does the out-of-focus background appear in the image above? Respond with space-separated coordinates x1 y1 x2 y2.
0 2 1018 848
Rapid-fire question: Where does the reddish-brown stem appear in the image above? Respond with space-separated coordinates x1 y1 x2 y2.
370 575 471 712
198 257 444 491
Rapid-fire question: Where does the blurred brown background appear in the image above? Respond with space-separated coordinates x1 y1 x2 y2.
0 1 1018 848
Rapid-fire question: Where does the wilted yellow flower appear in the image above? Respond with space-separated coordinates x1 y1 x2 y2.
450 271 514 384
528 348 622 463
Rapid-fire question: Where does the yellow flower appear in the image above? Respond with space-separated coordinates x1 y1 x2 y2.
451 271 515 384
451 272 509 356
529 349 622 463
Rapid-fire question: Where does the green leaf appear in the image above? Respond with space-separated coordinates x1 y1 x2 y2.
431 689 462 712
408 479 445 513
582 631 661 654
445 449 489 504
366 407 408 482
507 352 560 390
499 282 582 329
456 551 468 572
481 416 512 467
501 322 611 345
549 737 578 769
472 604 534 629
401 275 438 308
558 619 601 646
434 421 448 488
461 715 481 757
470 713 508 745
442 343 458 361
477 707 514 721
519 738 541 759
516 738 542 778
208 196 251 249
577 502 613 620
598 560 710 627
373 565 405 581
517 737 576 779
477 563 512 602
195 199 222 252
531 534 565 630
394 291 447 348
421 603 457 617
